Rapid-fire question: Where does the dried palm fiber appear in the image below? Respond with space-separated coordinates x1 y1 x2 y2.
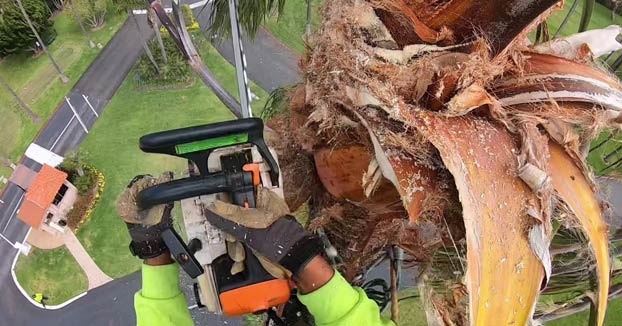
266 0 621 325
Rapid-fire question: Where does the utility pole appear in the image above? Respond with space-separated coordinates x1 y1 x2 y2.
305 0 312 37
16 0 69 84
228 0 252 118
0 74 40 123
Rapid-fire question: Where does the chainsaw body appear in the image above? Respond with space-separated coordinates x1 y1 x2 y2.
137 118 291 316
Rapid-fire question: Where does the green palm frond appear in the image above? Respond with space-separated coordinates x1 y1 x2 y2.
261 85 293 120
206 0 286 39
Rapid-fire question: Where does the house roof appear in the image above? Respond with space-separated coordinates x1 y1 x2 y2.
17 165 67 228
18 200 48 228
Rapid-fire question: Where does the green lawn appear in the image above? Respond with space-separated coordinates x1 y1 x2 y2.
0 11 125 188
14 247 88 305
546 298 622 326
264 0 323 54
75 38 268 278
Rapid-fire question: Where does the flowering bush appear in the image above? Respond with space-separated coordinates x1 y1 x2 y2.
66 166 105 231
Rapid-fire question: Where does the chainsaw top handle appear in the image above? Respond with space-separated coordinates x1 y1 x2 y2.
139 118 279 186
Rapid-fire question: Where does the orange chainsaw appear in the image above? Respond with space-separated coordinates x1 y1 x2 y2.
136 118 292 316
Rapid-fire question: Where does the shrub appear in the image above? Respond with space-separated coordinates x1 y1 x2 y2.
58 151 96 195
65 167 104 230
181 4 195 26
135 35 192 88
66 190 94 229
69 0 108 29
73 172 96 195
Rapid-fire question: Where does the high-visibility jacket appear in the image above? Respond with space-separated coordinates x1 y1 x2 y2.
33 293 44 303
135 263 395 326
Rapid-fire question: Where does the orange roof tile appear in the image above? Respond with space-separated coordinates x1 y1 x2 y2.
17 165 67 228
18 200 47 228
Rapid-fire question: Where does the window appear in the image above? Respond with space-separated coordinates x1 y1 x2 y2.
53 184 68 206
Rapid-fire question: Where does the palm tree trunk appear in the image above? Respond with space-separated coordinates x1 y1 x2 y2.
69 0 95 48
0 74 40 123
150 8 167 64
130 10 159 74
16 0 69 84
305 0 312 37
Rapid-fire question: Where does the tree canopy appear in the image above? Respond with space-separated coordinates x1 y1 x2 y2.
69 0 108 29
0 0 53 56
110 0 144 12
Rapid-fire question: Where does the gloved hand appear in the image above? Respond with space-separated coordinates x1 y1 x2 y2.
206 186 325 277
116 173 175 259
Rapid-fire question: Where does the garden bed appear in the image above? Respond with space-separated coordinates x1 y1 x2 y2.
58 160 105 230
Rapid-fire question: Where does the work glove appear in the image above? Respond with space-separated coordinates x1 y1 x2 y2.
206 186 324 277
116 173 175 259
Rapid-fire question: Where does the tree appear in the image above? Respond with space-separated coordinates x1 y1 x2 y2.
206 1 620 325
181 3 194 27
130 9 159 74
204 0 285 39
44 0 64 11
148 6 166 64
15 0 69 83
0 74 40 123
69 0 107 29
150 0 243 114
68 0 95 48
0 0 53 56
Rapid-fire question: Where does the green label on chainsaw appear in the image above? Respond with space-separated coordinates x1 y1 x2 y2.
175 133 248 154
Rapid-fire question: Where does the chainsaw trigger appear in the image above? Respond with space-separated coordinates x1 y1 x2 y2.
243 163 261 186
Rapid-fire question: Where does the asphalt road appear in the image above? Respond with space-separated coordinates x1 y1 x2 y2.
194 4 301 93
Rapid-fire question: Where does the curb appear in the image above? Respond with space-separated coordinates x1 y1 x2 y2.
10 228 89 310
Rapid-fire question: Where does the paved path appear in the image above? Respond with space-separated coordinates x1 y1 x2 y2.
63 231 113 290
26 228 64 249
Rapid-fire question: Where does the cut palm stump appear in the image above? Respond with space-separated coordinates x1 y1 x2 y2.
266 1 621 325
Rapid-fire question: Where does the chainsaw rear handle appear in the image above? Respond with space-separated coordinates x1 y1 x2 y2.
136 172 255 209
139 118 279 186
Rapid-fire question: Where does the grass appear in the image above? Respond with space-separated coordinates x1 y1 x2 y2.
384 294 427 326
0 11 125 188
546 298 622 326
75 38 269 278
14 247 88 305
264 0 323 54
